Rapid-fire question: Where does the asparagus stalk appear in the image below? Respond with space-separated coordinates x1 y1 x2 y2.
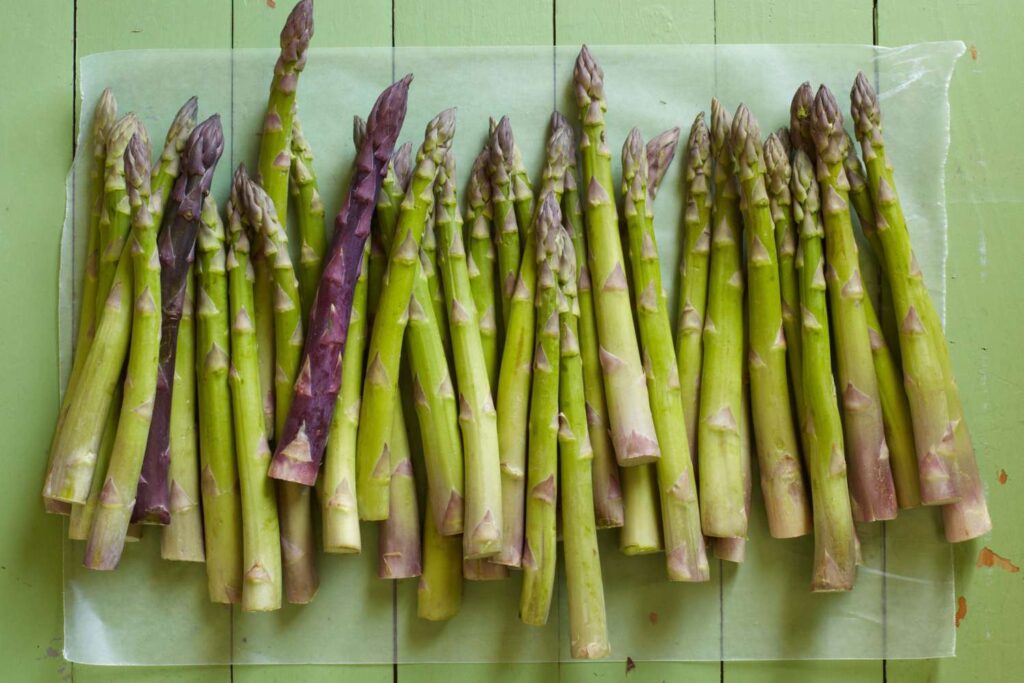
562 132 624 529
290 116 328 322
67 385 120 539
852 73 990 538
763 133 805 420
150 97 200 229
789 82 815 159
463 558 509 580
421 207 450 359
715 351 754 563
226 167 282 611
370 142 414 314
675 112 713 462
511 134 535 243
810 87 898 522
379 399 423 579
622 129 710 579
842 141 921 509
270 77 412 490
731 105 812 538
418 505 463 619
135 115 225 525
160 270 204 560
620 464 662 554
195 196 243 603
489 117 523 325
520 194 562 626
242 180 319 603
83 133 161 569
435 149 503 558
697 99 748 539
57 90 119 517
465 144 501 388
43 117 141 504
493 119 572 566
791 150 857 591
353 105 453 520
557 226 610 658
573 45 660 466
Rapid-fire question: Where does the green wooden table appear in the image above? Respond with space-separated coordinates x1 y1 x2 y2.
2 0 1020 680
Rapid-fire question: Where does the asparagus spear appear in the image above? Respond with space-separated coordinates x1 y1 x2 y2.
789 82 815 159
557 226 610 658
135 115 225 525
851 73 990 538
160 270 204 561
675 112 713 462
66 89 118 400
620 464 662 554
195 196 243 603
697 99 748 540
67 385 120 539
43 117 141 504
353 105 453 520
150 97 200 229
622 129 709 579
573 45 660 466
465 144 501 388
418 506 464 620
226 167 282 611
562 130 624 530
56 90 118 518
714 379 753 564
290 116 328 322
241 180 319 603
489 117 523 325
435 149 503 558
270 77 412 491
83 133 161 569
645 127 681 201
763 133 805 420
842 141 921 509
810 87 898 523
731 105 812 538
520 194 562 626
791 150 857 591
493 120 572 566
379 399 423 579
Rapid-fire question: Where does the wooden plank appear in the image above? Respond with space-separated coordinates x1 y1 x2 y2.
230 1 392 680
395 0 553 45
0 1 72 681
554 2 719 681
878 1 1024 681
71 2 231 681
714 2 881 682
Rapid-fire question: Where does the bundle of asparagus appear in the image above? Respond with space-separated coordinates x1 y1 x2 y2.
46 0 991 660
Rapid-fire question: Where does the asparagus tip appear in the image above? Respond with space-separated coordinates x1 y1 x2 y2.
393 142 414 192
790 81 815 156
809 84 848 165
281 0 315 63
573 46 605 110
710 98 732 159
124 133 153 197
729 103 764 174
645 126 680 200
621 128 648 201
850 71 880 140
364 74 413 153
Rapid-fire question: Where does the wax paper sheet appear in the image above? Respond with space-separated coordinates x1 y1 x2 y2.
61 42 963 666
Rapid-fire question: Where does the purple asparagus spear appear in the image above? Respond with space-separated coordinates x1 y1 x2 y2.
134 115 225 524
268 75 413 485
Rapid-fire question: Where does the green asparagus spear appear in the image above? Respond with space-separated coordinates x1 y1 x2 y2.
622 129 709 579
489 117 522 326
435 149 503 559
557 225 610 658
465 145 501 389
810 87 897 522
520 194 562 626
493 119 572 566
226 167 282 611
84 133 161 569
697 99 748 540
67 385 120 539
763 132 805 421
195 196 243 603
289 116 327 322
791 150 857 591
675 113 713 462
841 148 921 509
357 110 456 522
379 399 422 579
418 505 463 620
732 105 812 538
150 97 199 228
852 73 990 539
562 131 624 530
573 46 660 466
161 270 205 562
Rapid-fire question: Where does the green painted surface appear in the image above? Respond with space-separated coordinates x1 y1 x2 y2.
3 0 1019 680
